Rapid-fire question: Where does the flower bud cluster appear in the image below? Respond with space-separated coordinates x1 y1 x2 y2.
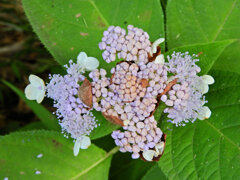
46 60 98 139
99 25 151 64
137 61 168 97
111 62 146 102
111 116 164 159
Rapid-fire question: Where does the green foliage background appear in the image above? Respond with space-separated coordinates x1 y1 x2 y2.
1 0 240 179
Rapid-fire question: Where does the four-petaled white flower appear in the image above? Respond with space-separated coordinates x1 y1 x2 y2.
73 135 91 156
77 52 99 71
200 75 215 94
154 54 165 65
24 74 45 103
198 106 211 120
142 150 156 161
142 142 165 161
150 37 165 56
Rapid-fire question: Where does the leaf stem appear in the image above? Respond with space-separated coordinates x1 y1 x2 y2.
70 146 119 180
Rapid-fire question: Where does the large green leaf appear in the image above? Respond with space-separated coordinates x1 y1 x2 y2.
22 0 165 68
2 80 59 131
157 44 240 179
0 130 117 180
166 0 240 49
142 164 167 180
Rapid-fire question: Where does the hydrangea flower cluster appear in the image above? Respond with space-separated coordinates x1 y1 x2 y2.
24 24 214 161
161 52 214 126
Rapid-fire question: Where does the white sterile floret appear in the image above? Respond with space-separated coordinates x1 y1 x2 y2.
155 142 164 155
77 52 99 71
154 54 165 65
74 135 91 156
142 150 156 161
202 75 214 84
200 75 215 94
150 38 165 56
197 106 211 120
24 74 45 103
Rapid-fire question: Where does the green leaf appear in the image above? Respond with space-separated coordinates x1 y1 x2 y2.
22 0 165 69
1 80 59 131
164 40 235 75
166 0 240 49
142 164 167 180
212 40 240 75
18 122 47 131
109 152 154 180
0 130 117 180
157 61 240 179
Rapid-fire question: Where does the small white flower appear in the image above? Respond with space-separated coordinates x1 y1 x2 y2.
202 75 215 84
73 135 91 156
77 52 99 71
142 150 156 161
155 142 164 155
150 38 165 56
24 74 45 103
200 75 214 94
198 106 211 120
154 54 165 65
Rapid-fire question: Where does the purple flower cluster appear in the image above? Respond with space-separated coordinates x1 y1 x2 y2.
46 60 98 139
112 116 163 159
138 61 168 97
111 62 146 102
160 52 207 126
99 25 151 64
89 60 168 123
89 60 168 160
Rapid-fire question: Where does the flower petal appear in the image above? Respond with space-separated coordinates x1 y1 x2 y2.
202 75 214 85
155 142 164 155
77 52 88 67
73 138 81 156
154 54 165 65
29 74 45 87
24 84 39 100
142 150 155 161
85 57 99 71
202 84 209 94
79 135 91 149
198 106 211 120
36 90 45 103
151 38 165 55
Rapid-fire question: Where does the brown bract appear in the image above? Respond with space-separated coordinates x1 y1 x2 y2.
148 46 161 62
159 78 178 97
102 112 124 126
140 133 167 162
140 78 149 88
78 78 93 108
